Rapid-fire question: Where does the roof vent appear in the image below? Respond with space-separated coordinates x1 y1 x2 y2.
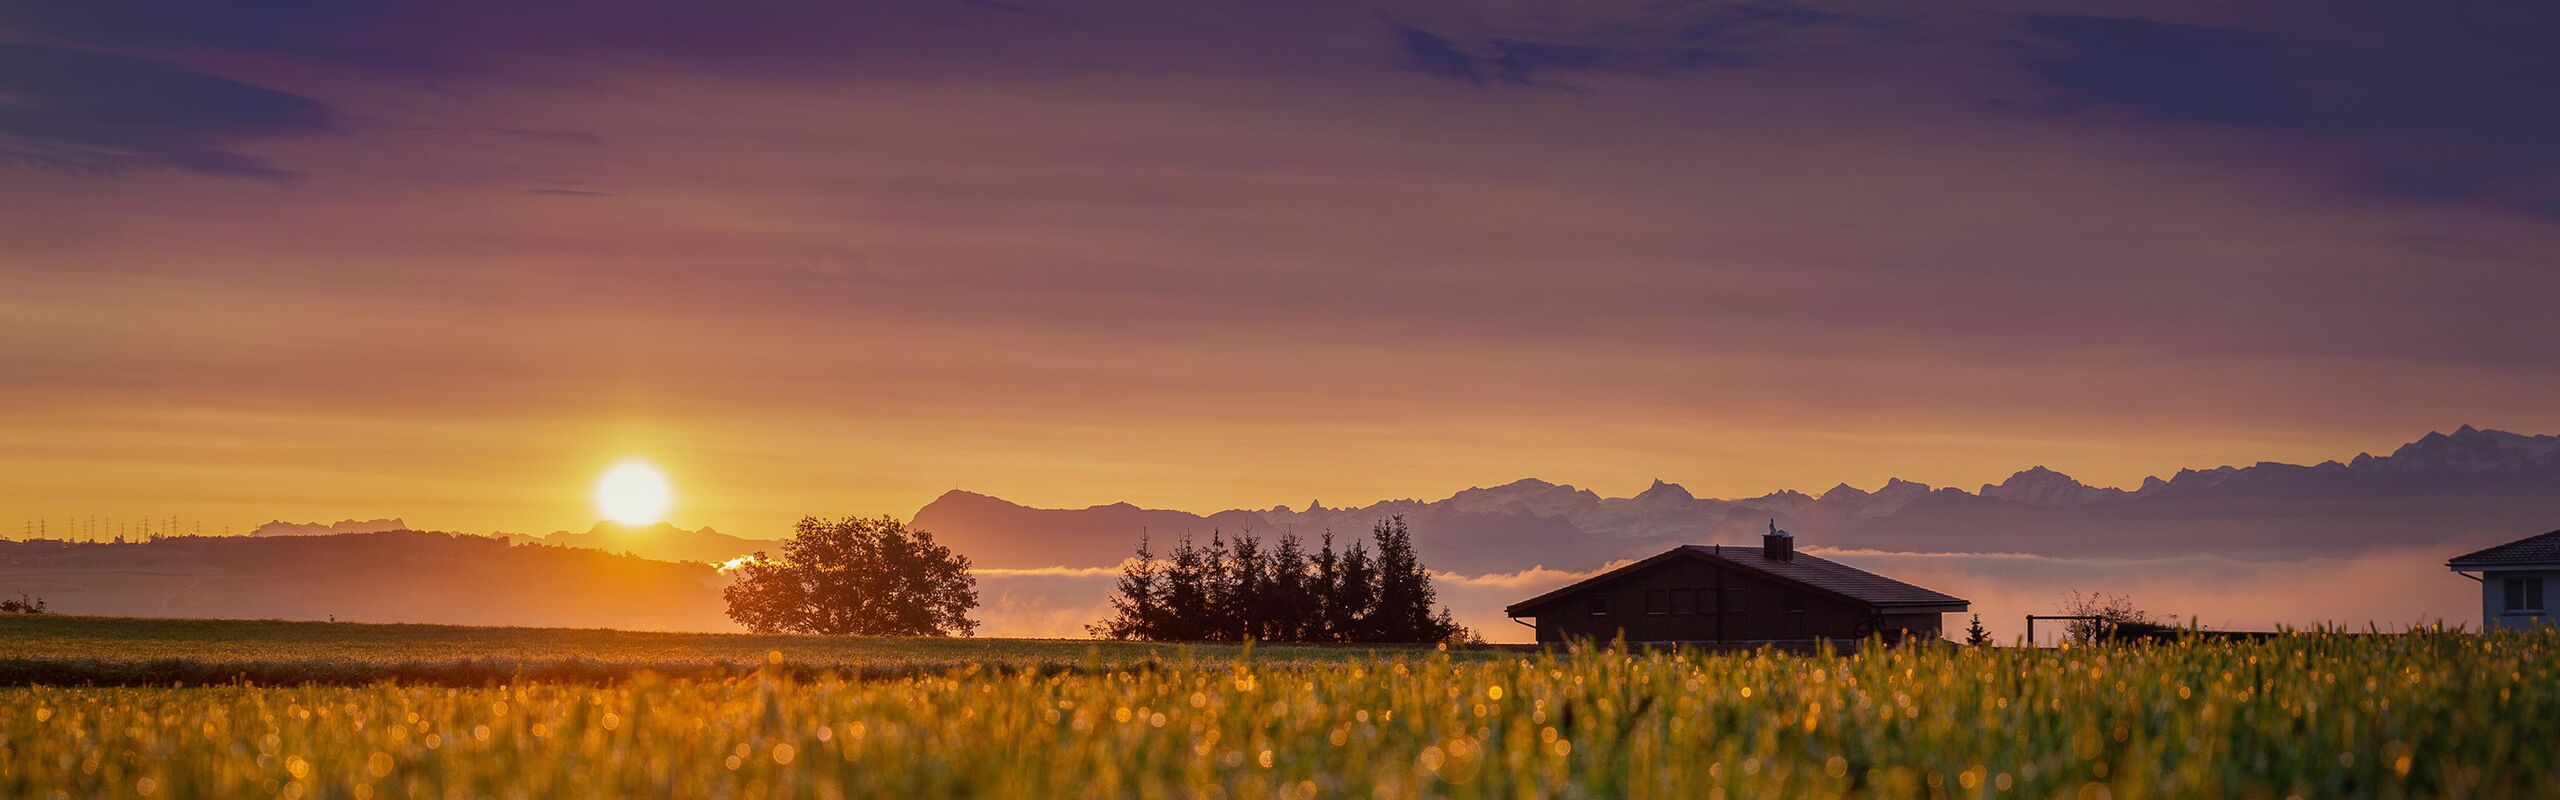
1763 519 1794 562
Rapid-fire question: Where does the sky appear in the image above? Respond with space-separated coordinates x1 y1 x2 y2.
3 1 2556 538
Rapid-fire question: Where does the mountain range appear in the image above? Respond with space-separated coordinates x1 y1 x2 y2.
18 426 2546 635
251 518 410 537
914 426 2560 573
499 522 777 565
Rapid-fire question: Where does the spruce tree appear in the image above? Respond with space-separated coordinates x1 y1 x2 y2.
1267 533 1313 642
1964 613 1993 647
1369 515 1452 642
1331 536 1377 642
1308 532 1342 641
1227 533 1267 640
1158 534 1211 642
1199 532 1237 641
1090 521 1471 644
1087 535 1164 640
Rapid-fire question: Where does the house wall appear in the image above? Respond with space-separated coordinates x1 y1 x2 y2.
2478 568 2557 631
1876 612 1947 639
1526 557 1948 644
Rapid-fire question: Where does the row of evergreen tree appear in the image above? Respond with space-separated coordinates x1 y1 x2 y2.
1089 516 1470 643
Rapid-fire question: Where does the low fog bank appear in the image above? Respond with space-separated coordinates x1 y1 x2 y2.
4 533 2479 645
976 548 2481 645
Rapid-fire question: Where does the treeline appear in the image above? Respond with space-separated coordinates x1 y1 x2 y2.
1089 516 1470 644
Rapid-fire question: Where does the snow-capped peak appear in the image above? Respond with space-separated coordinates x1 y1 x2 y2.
1980 466 2127 508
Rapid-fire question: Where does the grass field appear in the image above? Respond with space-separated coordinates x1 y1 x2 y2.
2 617 2554 798
0 615 1439 686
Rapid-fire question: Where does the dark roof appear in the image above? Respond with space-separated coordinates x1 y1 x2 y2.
1506 544 1968 616
2448 529 2560 569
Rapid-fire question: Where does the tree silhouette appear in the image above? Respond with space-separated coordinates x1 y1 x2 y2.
1159 534 1212 641
0 593 45 614
2061 591 2162 643
1309 532 1343 637
723 516 978 636
1366 516 1461 643
1226 533 1266 640
1328 535 1377 640
1963 613 1993 646
1202 532 1238 637
1090 516 1471 644
1265 533 1314 641
1087 536 1164 641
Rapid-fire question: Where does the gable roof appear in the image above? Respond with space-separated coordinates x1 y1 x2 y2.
2448 529 2560 569
1506 544 1968 616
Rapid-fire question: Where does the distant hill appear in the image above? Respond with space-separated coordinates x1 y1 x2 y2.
251 518 409 537
0 531 734 631
912 427 2560 572
502 522 779 565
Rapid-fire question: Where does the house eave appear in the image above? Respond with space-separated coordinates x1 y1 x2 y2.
1871 602 1970 615
1509 597 1971 619
2447 561 2560 572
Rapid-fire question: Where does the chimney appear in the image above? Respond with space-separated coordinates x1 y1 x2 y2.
1763 519 1794 562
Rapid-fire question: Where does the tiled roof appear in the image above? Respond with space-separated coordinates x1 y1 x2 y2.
2448 529 2560 568
1507 544 1967 615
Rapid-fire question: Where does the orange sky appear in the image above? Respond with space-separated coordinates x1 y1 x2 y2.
4 2 2557 539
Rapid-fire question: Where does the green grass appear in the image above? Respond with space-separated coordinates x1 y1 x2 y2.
0 615 1464 686
2 629 2552 798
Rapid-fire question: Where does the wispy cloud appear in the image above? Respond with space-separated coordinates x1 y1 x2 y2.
0 44 330 179
2 0 2555 545
2008 8 2560 215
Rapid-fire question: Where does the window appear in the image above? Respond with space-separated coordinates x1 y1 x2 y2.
1783 592 1807 614
1669 588 1694 615
1588 598 1608 616
1644 590 1667 615
1721 589 1747 615
2505 577 2546 614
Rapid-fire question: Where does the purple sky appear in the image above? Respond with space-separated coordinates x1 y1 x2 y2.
2 1 2555 536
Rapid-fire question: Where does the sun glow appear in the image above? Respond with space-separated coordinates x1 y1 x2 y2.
595 461 673 525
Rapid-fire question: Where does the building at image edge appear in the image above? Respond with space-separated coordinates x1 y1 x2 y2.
2447 528 2559 632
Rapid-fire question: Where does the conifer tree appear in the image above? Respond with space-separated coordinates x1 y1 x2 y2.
1091 520 1471 644
1200 532 1237 640
1087 535 1163 640
1226 533 1267 641
1266 533 1313 641
1330 536 1377 641
1963 613 1993 647
1367 515 1459 643
1158 534 1211 642
1308 532 1342 641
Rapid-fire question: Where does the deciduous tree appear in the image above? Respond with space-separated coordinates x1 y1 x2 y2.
723 516 978 636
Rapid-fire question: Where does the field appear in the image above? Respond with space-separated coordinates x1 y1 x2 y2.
0 615 1427 686
3 617 2556 798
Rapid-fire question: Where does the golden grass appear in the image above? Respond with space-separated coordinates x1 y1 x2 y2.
4 629 2552 798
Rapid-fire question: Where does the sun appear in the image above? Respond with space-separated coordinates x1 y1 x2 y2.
594 461 673 525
